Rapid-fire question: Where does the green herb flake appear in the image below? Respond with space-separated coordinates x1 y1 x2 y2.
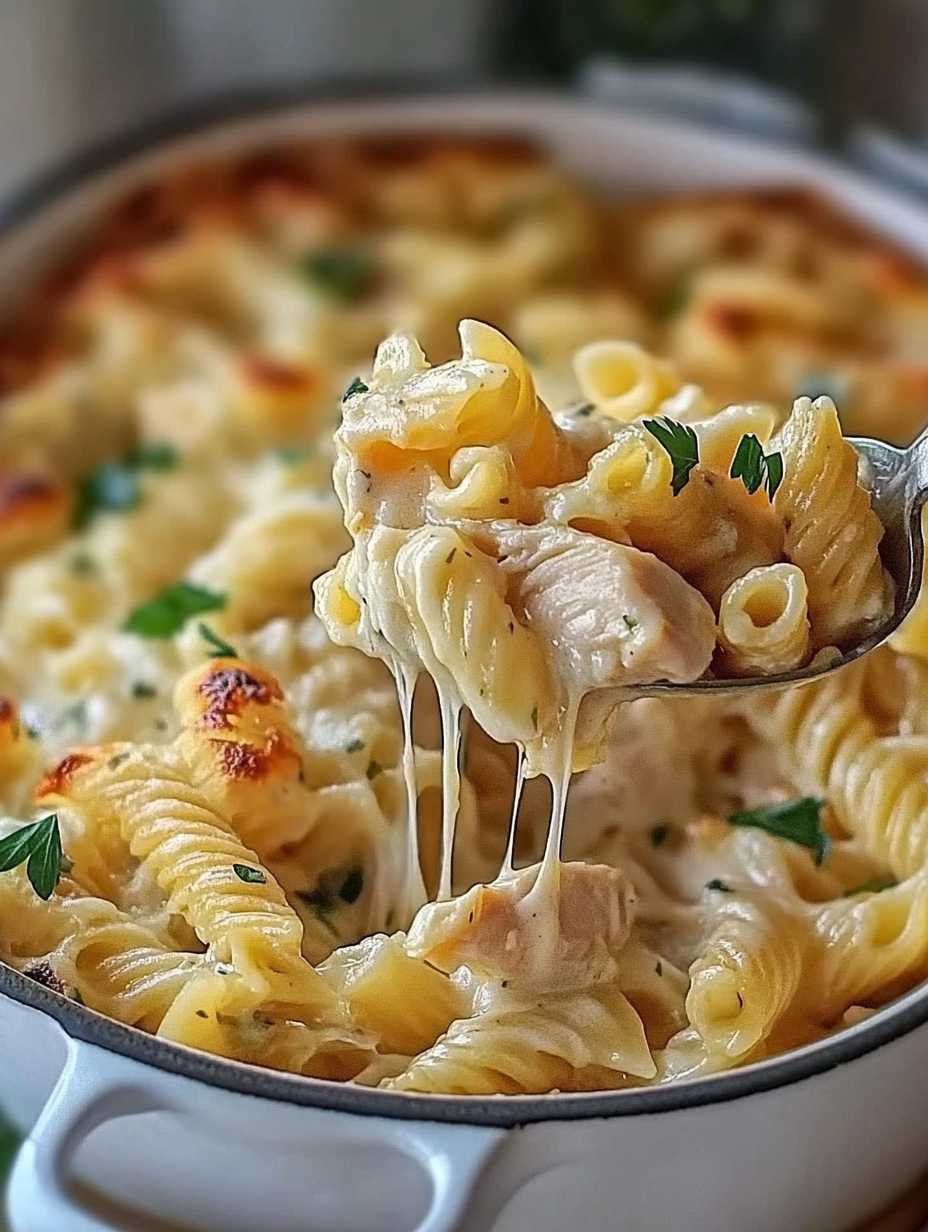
705 878 732 893
573 402 596 418
342 375 370 401
0 814 63 901
131 681 157 700
764 450 784 500
650 823 671 848
123 581 226 638
275 446 312 464
345 738 365 754
445 548 457 565
125 442 178 471
69 552 97 577
366 759 383 780
74 442 178 529
729 433 766 494
622 614 639 633
727 797 830 865
655 960 663 977
642 416 700 496
531 704 538 731
339 865 364 904
232 864 266 885
198 622 237 659
301 248 374 303
730 433 784 501
74 463 140 529
843 876 898 898
656 274 692 320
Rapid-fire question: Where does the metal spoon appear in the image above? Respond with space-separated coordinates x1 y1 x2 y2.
634 426 928 698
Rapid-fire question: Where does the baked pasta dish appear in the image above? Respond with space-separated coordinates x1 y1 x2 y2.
0 137 926 1095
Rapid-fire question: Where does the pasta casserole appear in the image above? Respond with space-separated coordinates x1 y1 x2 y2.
0 136 925 1096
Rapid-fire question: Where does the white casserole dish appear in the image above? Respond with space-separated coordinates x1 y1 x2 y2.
3 91 928 1232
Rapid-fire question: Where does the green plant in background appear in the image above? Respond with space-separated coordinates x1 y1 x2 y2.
504 0 826 98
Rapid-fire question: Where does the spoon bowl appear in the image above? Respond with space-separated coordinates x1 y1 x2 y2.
633 425 928 698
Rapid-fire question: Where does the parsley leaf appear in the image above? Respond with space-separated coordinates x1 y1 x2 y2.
131 681 157 700
764 451 784 500
74 442 178 529
275 446 312 464
727 797 830 865
198 622 237 659
366 759 383 780
843 876 898 897
729 433 784 501
650 823 671 847
643 417 700 495
233 864 266 885
125 442 178 470
123 582 226 638
342 376 370 401
301 248 374 303
656 274 692 320
729 433 765 494
0 815 63 900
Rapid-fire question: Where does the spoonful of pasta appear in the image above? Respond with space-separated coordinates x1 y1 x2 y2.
628 407 928 698
316 319 925 765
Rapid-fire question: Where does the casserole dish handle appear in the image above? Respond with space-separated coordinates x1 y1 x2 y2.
6 1036 506 1232
6 1040 179 1232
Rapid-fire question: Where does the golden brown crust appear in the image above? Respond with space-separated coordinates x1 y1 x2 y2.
36 751 94 800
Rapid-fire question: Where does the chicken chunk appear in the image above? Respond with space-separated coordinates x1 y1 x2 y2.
407 861 635 991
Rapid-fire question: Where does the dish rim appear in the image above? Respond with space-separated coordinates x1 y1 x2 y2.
2 84 928 1128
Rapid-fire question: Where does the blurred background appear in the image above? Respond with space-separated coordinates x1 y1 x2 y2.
4 1 928 202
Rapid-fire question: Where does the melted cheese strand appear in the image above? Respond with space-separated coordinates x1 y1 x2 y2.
438 691 462 901
501 746 527 875
395 662 427 924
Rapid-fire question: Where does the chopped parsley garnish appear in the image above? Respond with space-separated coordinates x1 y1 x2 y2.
730 433 784 500
123 582 226 638
74 442 178 528
642 417 700 495
843 876 898 897
69 552 97 576
531 704 538 731
445 548 457 565
727 797 830 865
345 738 365 754
705 878 732 893
655 960 663 977
232 864 266 885
301 247 374 303
125 442 178 470
656 274 692 320
198 622 237 659
366 759 383 780
342 376 369 401
275 446 312 464
650 823 671 848
764 451 784 500
573 402 596 418
0 814 63 900
622 614 638 633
